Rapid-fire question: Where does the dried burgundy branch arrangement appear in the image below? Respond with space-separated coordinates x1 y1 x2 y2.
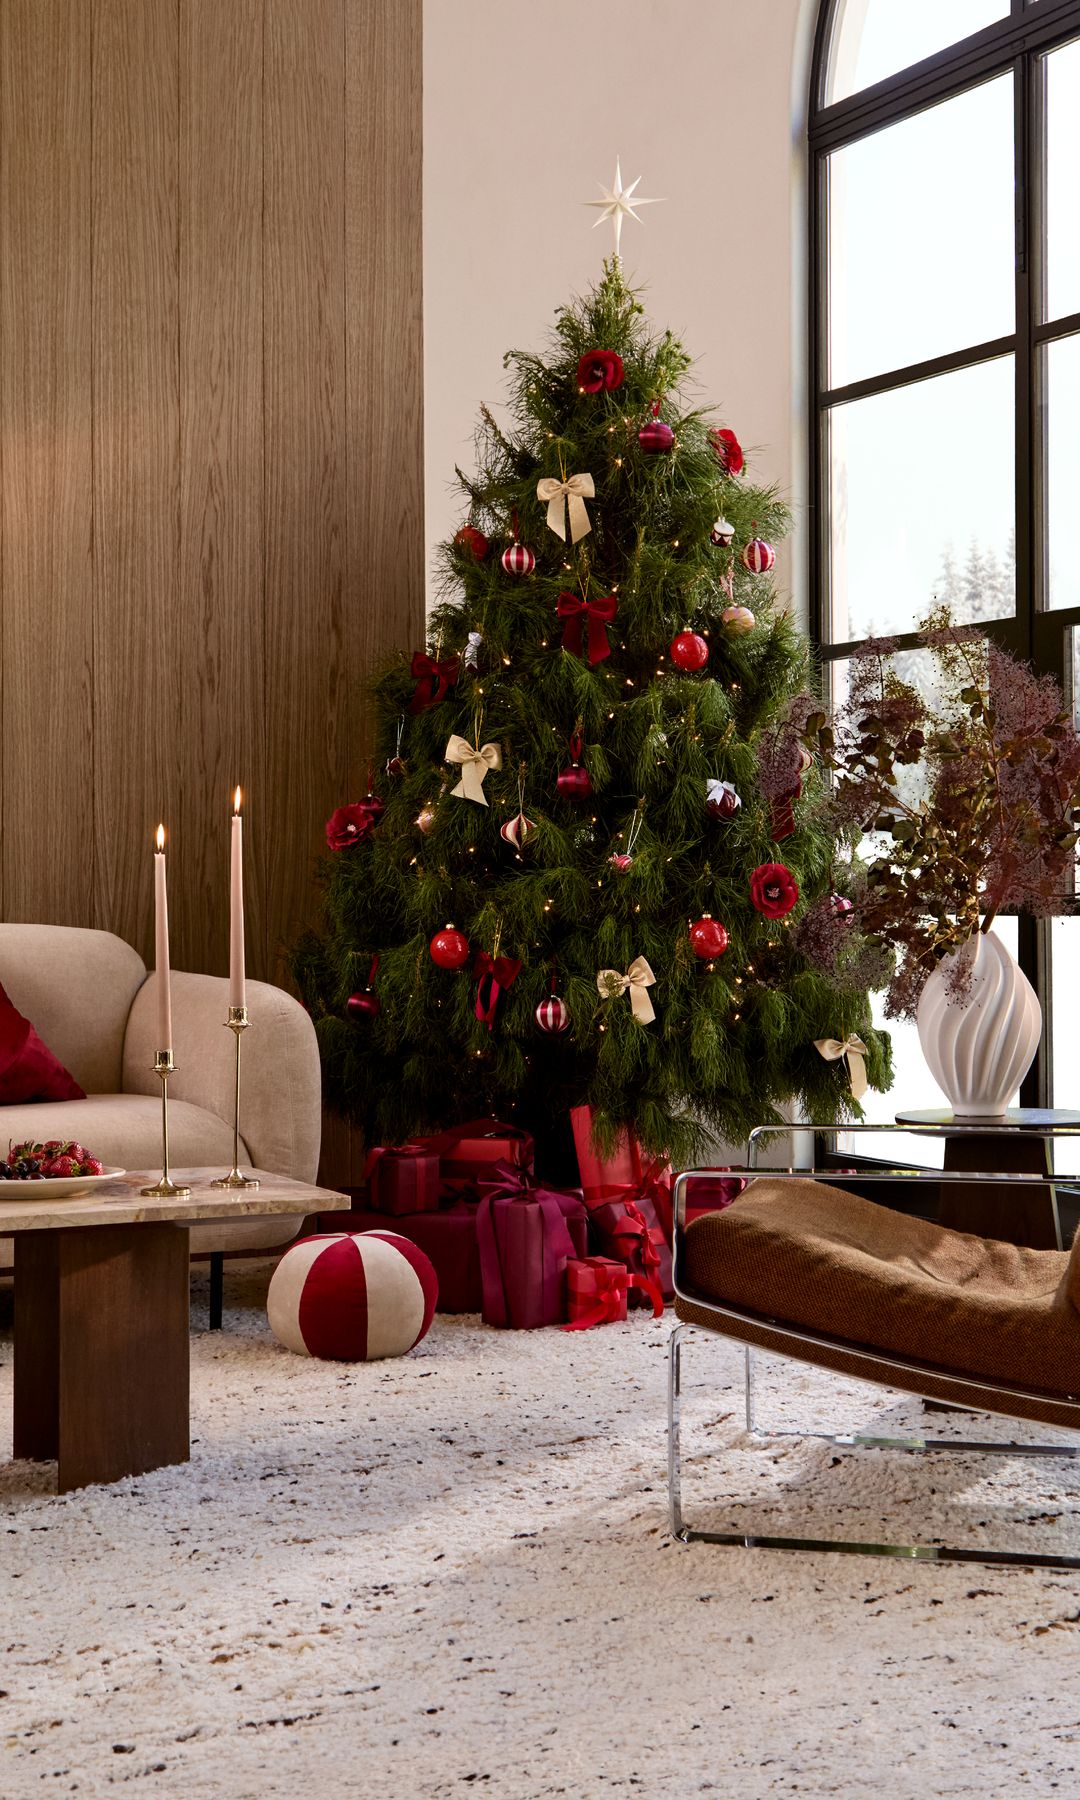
796 607 1080 1020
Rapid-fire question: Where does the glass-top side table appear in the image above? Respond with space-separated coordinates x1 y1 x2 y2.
894 1108 1080 1250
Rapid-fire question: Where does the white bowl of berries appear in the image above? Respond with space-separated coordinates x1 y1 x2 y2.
0 1141 125 1198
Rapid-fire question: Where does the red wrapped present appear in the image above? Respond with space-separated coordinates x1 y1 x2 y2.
363 1145 442 1216
413 1117 534 1194
474 1161 588 1329
570 1105 673 1306
317 1202 482 1313
684 1169 747 1224
562 1255 664 1331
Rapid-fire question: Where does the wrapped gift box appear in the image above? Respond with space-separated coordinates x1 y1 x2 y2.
318 1202 483 1313
570 1105 673 1305
413 1117 534 1194
475 1162 588 1330
364 1145 442 1216
563 1254 665 1329
684 1169 747 1224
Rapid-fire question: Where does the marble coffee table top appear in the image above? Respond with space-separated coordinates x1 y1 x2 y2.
0 1169 349 1233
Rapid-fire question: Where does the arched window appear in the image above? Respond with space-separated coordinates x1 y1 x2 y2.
809 0 1080 1143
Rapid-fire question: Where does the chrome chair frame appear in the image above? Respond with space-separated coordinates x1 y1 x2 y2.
668 1126 1080 1569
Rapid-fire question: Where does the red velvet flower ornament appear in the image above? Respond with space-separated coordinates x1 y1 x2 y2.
749 861 799 919
708 427 744 476
454 525 489 560
325 797 385 851
576 349 624 394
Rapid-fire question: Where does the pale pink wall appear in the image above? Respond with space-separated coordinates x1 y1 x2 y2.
423 0 814 617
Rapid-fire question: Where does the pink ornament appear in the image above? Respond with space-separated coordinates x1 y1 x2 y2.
831 894 855 922
609 852 634 873
639 418 674 453
721 605 756 636
346 989 381 1020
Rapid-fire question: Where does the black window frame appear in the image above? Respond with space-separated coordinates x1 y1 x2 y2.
809 0 1080 1110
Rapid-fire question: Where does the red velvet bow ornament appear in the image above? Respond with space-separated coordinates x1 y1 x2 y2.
471 950 523 1031
557 591 617 665
409 650 461 715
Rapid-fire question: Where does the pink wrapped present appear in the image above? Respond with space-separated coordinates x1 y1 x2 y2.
474 1160 587 1329
413 1117 534 1194
363 1145 442 1216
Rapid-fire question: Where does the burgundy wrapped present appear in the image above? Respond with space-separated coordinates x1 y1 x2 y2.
317 1202 482 1313
570 1105 673 1306
474 1160 588 1329
562 1255 664 1331
684 1169 747 1224
363 1145 442 1216
413 1117 535 1194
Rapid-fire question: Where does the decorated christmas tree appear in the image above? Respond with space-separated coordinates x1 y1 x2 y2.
293 253 890 1170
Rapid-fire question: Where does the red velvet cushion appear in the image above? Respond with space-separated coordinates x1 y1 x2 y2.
0 982 86 1104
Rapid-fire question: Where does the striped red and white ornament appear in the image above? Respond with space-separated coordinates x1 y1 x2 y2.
535 994 571 1034
501 542 536 577
741 536 775 575
536 960 571 1035
267 1231 438 1362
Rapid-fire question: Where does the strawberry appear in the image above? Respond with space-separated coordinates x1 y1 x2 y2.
82 1157 104 1176
43 1155 79 1178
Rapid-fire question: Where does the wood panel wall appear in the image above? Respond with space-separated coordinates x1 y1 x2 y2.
0 0 424 994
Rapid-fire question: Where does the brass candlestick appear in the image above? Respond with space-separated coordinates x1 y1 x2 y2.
141 1052 192 1198
211 1008 260 1190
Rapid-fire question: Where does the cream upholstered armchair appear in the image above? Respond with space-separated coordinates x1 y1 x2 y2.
0 923 321 1279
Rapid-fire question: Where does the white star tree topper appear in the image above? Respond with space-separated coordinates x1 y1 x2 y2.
584 158 663 260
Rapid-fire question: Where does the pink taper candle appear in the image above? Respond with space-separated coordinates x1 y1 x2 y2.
229 787 246 1011
154 824 173 1050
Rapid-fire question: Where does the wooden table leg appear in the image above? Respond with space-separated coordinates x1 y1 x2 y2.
14 1222 190 1491
938 1132 1061 1250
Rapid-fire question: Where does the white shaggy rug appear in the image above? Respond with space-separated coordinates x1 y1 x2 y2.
2 1267 1080 1800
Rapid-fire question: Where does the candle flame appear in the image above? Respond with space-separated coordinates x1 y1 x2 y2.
155 824 165 852
233 786 242 815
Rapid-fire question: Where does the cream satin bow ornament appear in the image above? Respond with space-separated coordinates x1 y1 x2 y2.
596 956 656 1024
536 473 595 544
814 1033 868 1100
445 734 502 806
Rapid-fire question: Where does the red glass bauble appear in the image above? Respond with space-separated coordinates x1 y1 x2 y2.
670 630 709 672
688 915 730 960
346 989 381 1020
638 418 675 453
557 763 593 800
535 995 570 1034
429 924 470 970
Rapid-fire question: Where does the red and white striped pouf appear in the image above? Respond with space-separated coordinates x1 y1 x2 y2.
267 1231 438 1362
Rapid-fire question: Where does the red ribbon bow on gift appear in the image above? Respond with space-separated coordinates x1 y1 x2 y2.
409 650 460 714
562 1260 662 1330
604 1200 666 1316
556 592 617 665
471 951 522 1031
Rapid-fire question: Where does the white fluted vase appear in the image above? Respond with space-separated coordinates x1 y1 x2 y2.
916 929 1041 1119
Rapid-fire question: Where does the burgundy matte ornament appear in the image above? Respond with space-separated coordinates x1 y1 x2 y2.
669 629 709 672
557 729 592 800
705 778 741 821
429 924 470 970
639 417 675 453
347 955 381 1019
501 542 536 577
688 914 730 960
346 988 381 1020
